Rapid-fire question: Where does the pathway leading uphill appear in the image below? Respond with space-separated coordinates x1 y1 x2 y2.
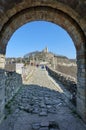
0 67 86 130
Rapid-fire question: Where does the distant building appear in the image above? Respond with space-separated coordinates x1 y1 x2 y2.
42 47 48 53
16 63 24 74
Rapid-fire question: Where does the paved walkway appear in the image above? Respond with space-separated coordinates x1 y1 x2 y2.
0 67 86 130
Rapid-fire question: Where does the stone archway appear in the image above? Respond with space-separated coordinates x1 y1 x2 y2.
0 0 86 122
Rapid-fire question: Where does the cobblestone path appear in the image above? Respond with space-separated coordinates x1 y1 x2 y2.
0 67 86 130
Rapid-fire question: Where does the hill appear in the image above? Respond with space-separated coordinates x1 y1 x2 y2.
5 48 77 79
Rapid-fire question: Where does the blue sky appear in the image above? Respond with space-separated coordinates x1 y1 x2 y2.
6 21 76 59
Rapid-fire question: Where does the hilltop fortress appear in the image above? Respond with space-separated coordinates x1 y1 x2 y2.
5 47 77 78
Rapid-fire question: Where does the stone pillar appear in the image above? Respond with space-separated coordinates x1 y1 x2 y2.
0 54 5 123
77 50 86 122
0 54 5 69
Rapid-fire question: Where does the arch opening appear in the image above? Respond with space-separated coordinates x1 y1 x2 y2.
6 20 77 78
0 6 85 54
0 5 86 123
6 21 76 58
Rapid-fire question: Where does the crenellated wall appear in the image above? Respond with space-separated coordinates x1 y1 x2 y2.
5 71 22 104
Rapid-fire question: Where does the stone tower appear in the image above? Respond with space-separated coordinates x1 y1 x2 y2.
43 47 48 53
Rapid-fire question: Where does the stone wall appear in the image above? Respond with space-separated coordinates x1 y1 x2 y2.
55 64 77 79
22 65 35 83
0 70 5 123
5 63 16 72
0 69 22 123
46 66 77 95
5 71 22 104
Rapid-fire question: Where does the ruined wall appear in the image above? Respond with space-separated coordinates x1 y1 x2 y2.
5 71 22 104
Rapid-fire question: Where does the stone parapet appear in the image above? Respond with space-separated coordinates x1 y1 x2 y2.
22 66 35 83
46 66 77 94
5 71 22 104
0 69 5 123
0 70 22 123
